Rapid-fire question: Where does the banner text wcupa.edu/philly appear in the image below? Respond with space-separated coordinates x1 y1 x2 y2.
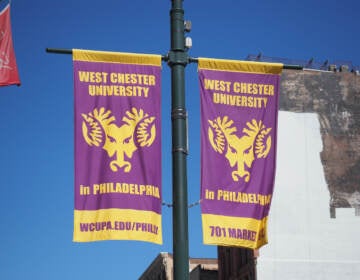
199 58 282 249
73 49 162 244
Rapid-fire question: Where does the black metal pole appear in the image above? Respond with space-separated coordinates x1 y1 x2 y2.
168 0 190 279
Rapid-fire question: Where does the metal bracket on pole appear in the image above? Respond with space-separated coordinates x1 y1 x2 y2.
171 108 187 120
171 108 189 155
167 51 189 66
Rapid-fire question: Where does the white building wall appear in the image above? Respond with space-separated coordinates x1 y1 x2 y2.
257 112 360 279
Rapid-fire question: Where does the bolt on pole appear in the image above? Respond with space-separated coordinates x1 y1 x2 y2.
168 0 190 279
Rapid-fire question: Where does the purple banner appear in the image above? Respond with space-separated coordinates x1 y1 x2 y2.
73 50 162 244
199 58 282 248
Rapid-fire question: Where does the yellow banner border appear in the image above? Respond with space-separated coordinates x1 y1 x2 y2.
74 208 162 244
198 57 283 75
202 214 269 249
73 49 162 67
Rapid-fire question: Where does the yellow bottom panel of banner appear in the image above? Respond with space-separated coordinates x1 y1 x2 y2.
202 214 268 249
74 209 162 244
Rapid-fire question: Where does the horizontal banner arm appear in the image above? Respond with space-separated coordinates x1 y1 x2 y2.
46 48 303 70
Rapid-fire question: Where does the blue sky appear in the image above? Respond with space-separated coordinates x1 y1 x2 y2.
1 0 360 279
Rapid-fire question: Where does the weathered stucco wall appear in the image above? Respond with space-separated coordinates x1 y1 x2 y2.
279 69 360 217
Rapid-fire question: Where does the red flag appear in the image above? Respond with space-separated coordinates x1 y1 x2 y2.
0 3 20 86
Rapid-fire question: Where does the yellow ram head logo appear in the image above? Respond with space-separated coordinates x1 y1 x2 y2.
208 116 272 182
81 107 156 172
